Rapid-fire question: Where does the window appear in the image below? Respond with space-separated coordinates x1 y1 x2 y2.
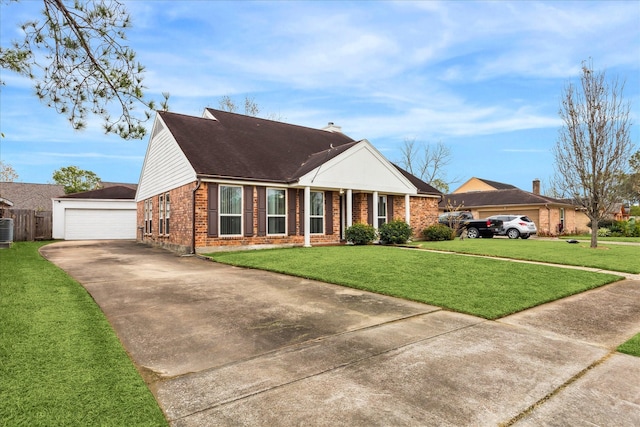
377 195 387 228
159 194 164 234
310 191 324 234
267 188 286 234
164 193 170 234
144 199 152 234
220 185 242 235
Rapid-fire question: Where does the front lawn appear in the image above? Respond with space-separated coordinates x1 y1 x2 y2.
0 242 167 426
559 235 640 244
416 239 640 274
207 246 620 320
618 333 640 357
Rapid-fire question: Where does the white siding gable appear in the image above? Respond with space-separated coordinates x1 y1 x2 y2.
136 115 197 201
297 140 417 194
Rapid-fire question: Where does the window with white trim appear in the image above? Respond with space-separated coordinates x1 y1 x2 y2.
267 188 286 234
144 199 152 234
220 185 242 235
377 195 387 228
164 193 170 234
310 191 324 234
159 194 164 234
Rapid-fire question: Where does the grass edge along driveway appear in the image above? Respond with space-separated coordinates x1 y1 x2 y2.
618 333 640 357
417 238 640 274
208 245 621 320
0 242 168 427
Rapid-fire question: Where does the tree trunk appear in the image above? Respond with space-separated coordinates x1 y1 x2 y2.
590 217 598 248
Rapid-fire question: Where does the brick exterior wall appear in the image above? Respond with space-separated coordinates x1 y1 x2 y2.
408 196 440 236
352 193 370 224
136 182 195 254
139 181 440 253
194 183 342 252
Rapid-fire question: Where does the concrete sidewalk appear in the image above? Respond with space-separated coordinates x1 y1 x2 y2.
40 240 640 426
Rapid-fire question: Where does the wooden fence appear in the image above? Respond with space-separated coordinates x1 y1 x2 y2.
0 209 52 241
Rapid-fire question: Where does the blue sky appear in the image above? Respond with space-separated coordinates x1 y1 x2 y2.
1 0 639 193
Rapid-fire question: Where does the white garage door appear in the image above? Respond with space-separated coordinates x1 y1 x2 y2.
64 208 136 240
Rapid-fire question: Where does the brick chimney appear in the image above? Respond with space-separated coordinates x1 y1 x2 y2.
532 179 540 195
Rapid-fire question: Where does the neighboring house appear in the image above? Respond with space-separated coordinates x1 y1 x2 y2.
608 203 630 221
0 182 65 211
453 177 518 193
0 197 13 209
0 182 64 241
53 185 137 240
136 109 442 254
441 178 587 235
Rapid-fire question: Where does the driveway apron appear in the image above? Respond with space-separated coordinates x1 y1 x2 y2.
40 241 640 426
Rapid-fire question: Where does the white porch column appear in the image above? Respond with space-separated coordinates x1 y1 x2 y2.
304 186 311 247
405 194 411 225
346 189 353 227
372 191 379 229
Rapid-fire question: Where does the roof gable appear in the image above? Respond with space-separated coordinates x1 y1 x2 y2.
453 177 516 193
296 140 420 194
136 114 198 201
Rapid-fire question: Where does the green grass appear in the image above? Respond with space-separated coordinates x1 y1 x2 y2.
207 246 620 320
618 333 640 357
416 238 640 273
559 235 640 243
0 242 167 427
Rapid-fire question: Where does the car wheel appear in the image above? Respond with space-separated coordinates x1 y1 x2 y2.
521 234 530 239
467 227 479 239
507 228 520 239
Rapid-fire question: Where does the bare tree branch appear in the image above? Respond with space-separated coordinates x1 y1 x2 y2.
553 59 634 247
397 138 455 192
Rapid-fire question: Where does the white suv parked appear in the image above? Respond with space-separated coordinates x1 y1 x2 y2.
487 215 537 239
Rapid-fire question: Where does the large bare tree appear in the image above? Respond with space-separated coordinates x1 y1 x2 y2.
397 138 454 193
1 0 168 139
553 60 634 247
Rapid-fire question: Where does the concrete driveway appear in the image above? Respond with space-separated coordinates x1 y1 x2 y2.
41 240 640 426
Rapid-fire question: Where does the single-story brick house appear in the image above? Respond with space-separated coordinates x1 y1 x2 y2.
135 109 442 253
441 177 589 235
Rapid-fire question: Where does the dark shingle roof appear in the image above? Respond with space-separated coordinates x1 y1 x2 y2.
100 182 138 190
61 185 136 199
0 182 65 210
160 109 356 183
393 165 442 195
440 188 573 208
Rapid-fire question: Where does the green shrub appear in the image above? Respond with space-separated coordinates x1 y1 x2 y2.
378 220 413 244
422 224 454 241
597 227 611 237
345 223 377 245
588 219 615 229
592 219 640 237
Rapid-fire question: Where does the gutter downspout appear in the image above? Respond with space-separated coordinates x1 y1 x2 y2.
191 178 202 254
